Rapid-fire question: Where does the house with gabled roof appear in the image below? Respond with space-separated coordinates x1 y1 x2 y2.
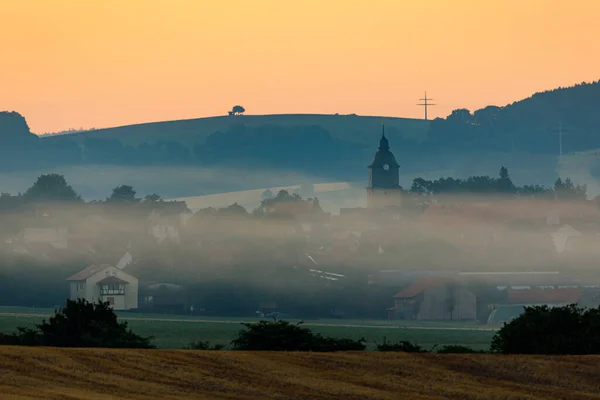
67 264 138 310
388 277 477 321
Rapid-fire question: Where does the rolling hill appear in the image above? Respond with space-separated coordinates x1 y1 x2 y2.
2 347 600 399
43 113 430 148
5 81 600 200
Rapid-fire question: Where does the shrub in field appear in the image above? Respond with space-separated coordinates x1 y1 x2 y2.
0 299 154 348
436 345 485 354
231 320 366 351
188 340 225 350
375 338 426 353
491 304 600 354
0 327 41 346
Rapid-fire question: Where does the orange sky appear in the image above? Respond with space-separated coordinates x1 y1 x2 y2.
1 0 599 134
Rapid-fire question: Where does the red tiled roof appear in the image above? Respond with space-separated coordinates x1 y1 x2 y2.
507 288 584 304
67 264 112 281
393 277 445 298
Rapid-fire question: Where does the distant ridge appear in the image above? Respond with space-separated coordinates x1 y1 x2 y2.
42 113 430 147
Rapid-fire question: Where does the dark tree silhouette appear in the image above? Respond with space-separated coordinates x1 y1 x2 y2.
497 166 516 193
491 304 600 355
218 202 248 216
0 299 154 348
143 193 162 203
229 105 245 116
23 173 82 203
231 320 365 351
107 185 139 203
554 177 587 200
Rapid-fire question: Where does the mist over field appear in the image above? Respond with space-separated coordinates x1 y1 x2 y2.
4 1 600 398
2 81 600 323
1 164 600 323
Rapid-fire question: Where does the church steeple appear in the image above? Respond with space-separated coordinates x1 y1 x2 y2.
379 124 389 151
366 122 403 209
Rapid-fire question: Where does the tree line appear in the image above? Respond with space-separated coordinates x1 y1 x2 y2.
408 166 587 200
2 298 598 355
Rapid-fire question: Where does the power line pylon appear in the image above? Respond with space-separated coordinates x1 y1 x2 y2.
417 91 435 120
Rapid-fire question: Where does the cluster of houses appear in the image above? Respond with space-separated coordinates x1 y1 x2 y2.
54 195 600 321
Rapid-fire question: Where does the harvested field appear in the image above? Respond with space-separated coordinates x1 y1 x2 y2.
1 347 600 399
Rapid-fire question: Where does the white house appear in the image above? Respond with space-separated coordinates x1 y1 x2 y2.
67 264 138 310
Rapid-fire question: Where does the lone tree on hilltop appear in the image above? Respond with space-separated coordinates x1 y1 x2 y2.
229 105 245 116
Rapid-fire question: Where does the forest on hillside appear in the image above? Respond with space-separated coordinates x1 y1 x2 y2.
1 81 600 194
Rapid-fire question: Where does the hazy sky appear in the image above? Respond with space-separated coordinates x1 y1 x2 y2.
2 0 599 133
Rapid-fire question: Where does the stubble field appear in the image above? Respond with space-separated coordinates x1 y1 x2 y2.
2 347 600 399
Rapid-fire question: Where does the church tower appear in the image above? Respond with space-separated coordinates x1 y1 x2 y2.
367 124 402 209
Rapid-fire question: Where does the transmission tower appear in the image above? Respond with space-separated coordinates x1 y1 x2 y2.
553 120 570 157
417 91 435 120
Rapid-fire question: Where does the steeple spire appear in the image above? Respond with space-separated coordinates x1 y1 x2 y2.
379 120 389 151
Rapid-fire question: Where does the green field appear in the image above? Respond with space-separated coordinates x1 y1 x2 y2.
0 306 496 350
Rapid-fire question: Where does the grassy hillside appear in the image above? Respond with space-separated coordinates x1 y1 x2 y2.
44 113 429 148
2 347 600 399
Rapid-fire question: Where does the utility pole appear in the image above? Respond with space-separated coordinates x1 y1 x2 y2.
417 91 435 120
553 120 569 157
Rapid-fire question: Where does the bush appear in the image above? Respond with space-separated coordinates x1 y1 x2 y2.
188 340 225 350
231 320 366 351
375 338 426 353
0 327 41 346
0 299 154 348
491 304 600 355
436 345 485 354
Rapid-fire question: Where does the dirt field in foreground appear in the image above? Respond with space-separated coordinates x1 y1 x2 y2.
1 347 600 400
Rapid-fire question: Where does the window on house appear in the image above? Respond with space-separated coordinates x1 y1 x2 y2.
100 283 125 295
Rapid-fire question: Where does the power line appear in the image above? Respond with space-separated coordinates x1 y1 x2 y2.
552 120 570 157
417 91 436 120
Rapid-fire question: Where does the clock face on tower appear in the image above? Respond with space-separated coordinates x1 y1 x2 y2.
383 164 390 171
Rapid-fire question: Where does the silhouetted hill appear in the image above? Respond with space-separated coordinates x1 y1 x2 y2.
425 80 600 154
0 111 36 142
2 81 600 198
43 113 428 147
30 114 430 186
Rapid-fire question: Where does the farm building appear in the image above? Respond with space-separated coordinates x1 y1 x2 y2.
67 264 138 310
388 277 477 321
